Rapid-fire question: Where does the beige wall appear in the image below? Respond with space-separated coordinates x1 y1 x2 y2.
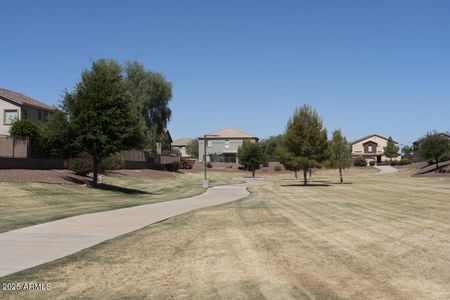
0 100 21 136
352 135 401 162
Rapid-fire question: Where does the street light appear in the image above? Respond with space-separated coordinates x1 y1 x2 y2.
202 134 219 188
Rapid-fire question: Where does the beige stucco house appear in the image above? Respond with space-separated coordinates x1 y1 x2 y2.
198 128 258 163
0 88 53 136
351 134 401 164
172 138 193 158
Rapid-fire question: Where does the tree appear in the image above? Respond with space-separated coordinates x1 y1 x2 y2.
259 134 284 161
123 61 172 157
329 130 352 184
186 139 199 158
9 119 45 155
278 105 328 185
40 109 77 158
401 145 413 160
419 131 450 169
237 141 267 177
63 59 143 184
383 136 399 161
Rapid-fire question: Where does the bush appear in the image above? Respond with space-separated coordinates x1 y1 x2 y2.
369 161 375 166
67 153 92 176
99 153 124 171
207 162 212 168
398 159 411 166
438 168 447 173
181 159 194 169
353 157 367 167
166 161 181 172
390 160 399 166
274 165 282 171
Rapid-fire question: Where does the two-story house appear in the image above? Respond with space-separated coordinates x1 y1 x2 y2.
0 88 53 136
351 134 401 164
198 128 259 163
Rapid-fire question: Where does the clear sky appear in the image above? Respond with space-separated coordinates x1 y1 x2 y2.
1 0 449 145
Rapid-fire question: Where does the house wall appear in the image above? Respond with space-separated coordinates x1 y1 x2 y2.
198 138 257 162
22 105 49 123
352 136 401 162
0 99 21 136
0 99 50 136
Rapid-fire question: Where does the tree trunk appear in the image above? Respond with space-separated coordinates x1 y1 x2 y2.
339 167 343 184
294 170 298 179
252 168 255 178
93 156 99 185
303 169 308 185
436 158 439 170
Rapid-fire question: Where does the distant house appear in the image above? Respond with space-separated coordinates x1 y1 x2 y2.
0 88 53 136
351 134 401 164
172 138 193 158
198 128 259 163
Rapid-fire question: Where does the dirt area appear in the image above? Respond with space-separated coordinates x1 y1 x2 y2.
0 168 176 184
2 169 450 299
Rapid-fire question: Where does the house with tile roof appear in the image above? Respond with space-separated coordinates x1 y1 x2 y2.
0 88 54 136
351 134 401 165
172 138 193 158
198 128 259 163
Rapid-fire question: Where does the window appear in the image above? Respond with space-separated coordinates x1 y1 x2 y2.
22 109 28 120
4 110 18 125
368 145 373 152
207 140 212 147
38 110 42 121
225 139 230 149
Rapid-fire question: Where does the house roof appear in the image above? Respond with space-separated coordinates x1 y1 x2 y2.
199 128 258 139
0 88 53 111
351 134 397 145
172 138 193 146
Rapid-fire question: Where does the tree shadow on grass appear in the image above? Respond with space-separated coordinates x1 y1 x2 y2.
281 183 331 187
91 183 151 194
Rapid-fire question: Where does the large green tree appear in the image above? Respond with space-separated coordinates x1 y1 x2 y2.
329 129 352 184
419 131 450 169
259 134 284 161
237 141 267 177
124 61 172 157
383 136 399 161
278 105 328 185
63 59 143 184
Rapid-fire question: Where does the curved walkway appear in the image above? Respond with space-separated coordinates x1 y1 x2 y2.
0 178 263 278
374 165 399 174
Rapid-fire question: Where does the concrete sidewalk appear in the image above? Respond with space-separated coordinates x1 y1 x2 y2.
374 165 399 174
0 178 261 278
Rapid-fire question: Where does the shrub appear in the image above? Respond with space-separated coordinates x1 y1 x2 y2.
207 162 212 168
369 161 375 166
166 161 181 172
67 153 92 176
353 157 367 167
390 160 399 166
99 153 124 171
398 159 410 166
274 165 282 171
181 159 194 169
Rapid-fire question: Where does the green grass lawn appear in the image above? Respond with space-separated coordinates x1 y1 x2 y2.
2 168 450 299
0 171 238 233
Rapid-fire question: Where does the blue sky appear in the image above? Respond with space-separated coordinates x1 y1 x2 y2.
1 1 449 145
